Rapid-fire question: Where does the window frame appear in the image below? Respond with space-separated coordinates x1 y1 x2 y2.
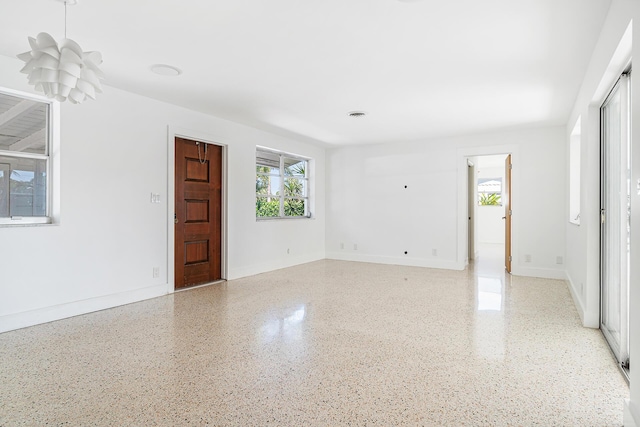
569 116 581 225
256 147 310 220
0 87 55 226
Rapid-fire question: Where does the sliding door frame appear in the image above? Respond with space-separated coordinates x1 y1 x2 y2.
600 69 631 379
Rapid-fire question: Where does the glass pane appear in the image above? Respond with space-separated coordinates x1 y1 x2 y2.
256 173 269 195
256 173 281 196
0 163 9 217
600 73 631 369
0 92 48 155
256 196 280 218
0 156 47 217
602 85 624 351
256 150 280 171
477 178 502 206
284 198 306 217
569 118 581 224
284 158 306 177
256 165 280 175
478 193 502 206
284 178 307 197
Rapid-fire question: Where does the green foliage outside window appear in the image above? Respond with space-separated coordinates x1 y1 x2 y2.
479 193 501 206
256 160 307 217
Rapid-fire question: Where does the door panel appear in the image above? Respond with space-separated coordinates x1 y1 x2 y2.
175 137 222 289
600 73 630 372
186 159 209 181
186 200 209 223
505 154 512 273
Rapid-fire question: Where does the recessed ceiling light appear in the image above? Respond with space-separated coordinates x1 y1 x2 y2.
348 111 367 118
150 64 182 77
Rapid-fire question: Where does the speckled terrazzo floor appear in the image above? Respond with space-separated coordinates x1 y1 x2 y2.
0 248 629 426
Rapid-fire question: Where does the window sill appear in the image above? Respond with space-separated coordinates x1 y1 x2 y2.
0 218 54 227
256 216 314 222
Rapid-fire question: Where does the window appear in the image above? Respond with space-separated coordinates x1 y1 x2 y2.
477 178 502 206
0 89 52 225
569 117 581 225
256 147 309 219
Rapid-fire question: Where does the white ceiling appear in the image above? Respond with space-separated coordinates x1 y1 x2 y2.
0 0 612 146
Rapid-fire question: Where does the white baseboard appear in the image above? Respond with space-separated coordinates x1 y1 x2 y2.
566 273 587 326
511 266 567 280
325 252 464 271
228 252 325 281
0 284 168 334
625 399 640 427
0 255 573 334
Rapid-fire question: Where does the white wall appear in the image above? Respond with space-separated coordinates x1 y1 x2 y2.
477 205 504 245
476 163 506 245
326 126 566 279
0 54 326 332
564 1 639 425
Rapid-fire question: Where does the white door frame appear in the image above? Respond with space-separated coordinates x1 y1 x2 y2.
457 145 518 271
167 126 228 293
467 159 475 263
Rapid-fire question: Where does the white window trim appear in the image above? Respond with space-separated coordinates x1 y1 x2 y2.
256 146 311 220
0 87 58 226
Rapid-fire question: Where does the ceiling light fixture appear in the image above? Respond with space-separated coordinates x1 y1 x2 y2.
17 0 104 104
348 111 367 118
150 64 182 77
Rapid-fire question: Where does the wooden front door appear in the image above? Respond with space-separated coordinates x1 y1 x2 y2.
504 154 512 273
174 137 222 289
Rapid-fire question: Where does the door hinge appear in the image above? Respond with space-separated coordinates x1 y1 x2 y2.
509 164 512 170
508 256 512 262
601 209 606 224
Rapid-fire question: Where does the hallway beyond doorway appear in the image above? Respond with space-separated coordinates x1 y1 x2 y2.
475 242 506 276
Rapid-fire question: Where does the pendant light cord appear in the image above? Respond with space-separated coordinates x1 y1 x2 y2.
64 1 68 39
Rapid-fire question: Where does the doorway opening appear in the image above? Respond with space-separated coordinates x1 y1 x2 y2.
467 154 510 274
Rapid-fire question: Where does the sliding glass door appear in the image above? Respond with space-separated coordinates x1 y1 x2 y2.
600 72 631 376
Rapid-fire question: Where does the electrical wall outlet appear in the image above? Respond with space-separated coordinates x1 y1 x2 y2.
153 267 159 278
432 249 437 256
556 256 563 265
524 254 532 263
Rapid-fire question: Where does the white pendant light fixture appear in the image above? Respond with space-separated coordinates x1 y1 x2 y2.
17 0 104 104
